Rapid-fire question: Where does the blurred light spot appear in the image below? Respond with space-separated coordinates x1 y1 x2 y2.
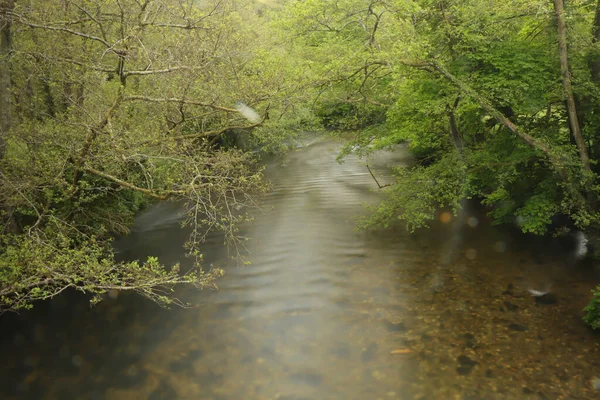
466 248 477 260
72 355 83 367
108 289 120 299
235 102 261 123
466 217 479 228
574 231 588 259
439 212 452 224
494 241 506 253
527 288 549 296
516 215 524 226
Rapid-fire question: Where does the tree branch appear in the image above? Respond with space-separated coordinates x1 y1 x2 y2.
83 166 187 200
366 163 390 188
421 60 561 166
124 65 203 77
123 95 238 113
140 22 208 30
9 12 111 48
141 110 269 145
173 115 268 141
553 0 590 171
70 1 109 42
72 87 124 187
21 52 115 73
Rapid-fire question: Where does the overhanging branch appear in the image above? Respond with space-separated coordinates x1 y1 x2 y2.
406 59 562 167
141 109 269 145
123 95 238 113
124 66 204 77
174 114 268 141
8 12 111 48
83 166 187 200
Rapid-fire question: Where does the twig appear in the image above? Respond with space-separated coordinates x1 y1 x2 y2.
366 163 390 188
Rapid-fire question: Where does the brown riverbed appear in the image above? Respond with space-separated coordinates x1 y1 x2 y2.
1 138 599 399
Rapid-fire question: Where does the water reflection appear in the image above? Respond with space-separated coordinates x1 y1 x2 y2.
1 139 600 399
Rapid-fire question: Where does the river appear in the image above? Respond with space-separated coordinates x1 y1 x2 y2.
1 138 600 399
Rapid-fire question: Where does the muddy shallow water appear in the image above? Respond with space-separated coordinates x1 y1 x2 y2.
1 138 600 399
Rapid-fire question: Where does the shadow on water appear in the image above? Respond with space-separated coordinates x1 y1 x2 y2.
1 138 600 399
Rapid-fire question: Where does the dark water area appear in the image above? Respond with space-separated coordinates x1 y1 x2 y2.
1 138 600 399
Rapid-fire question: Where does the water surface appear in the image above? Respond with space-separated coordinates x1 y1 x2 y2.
1 139 600 399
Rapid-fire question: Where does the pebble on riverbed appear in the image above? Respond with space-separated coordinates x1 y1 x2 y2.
384 320 407 332
507 323 529 332
456 355 478 376
534 293 558 305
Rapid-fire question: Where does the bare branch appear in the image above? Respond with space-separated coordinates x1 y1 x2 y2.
8 12 112 48
70 1 109 42
123 95 238 113
124 65 204 77
19 51 115 73
140 0 223 30
366 164 390 189
140 21 207 29
173 114 268 141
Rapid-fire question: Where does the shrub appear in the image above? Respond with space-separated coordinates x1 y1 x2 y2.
583 286 600 330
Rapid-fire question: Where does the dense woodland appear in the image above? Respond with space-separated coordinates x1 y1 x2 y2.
2 0 600 328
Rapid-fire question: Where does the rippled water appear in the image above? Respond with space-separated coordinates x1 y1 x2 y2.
1 138 600 399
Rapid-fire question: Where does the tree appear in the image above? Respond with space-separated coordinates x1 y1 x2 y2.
553 0 590 172
0 0 12 161
0 0 302 311
277 0 600 328
280 0 600 234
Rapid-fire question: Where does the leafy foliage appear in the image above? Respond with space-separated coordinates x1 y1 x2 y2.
277 0 600 328
359 152 466 231
0 231 223 310
0 0 312 311
583 285 600 330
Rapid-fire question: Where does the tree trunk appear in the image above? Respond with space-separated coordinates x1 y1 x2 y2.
414 59 589 217
587 0 600 164
0 0 14 161
448 97 463 150
591 0 600 85
553 0 591 172
427 61 560 164
0 0 17 233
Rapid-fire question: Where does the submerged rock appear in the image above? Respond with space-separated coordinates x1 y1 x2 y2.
508 323 528 332
534 293 558 305
456 355 478 376
461 333 476 349
503 301 519 312
384 321 407 332
456 365 475 376
502 283 515 295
